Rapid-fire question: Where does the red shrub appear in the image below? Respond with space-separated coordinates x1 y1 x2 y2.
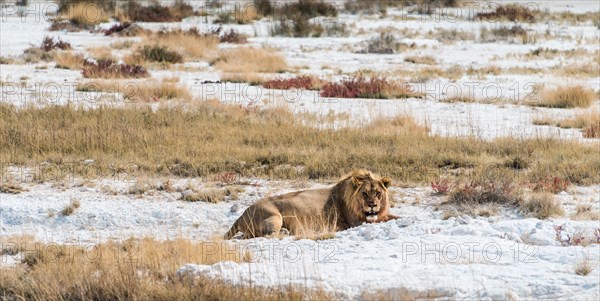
530 176 570 194
82 59 149 79
263 76 318 90
320 77 421 99
41 36 71 51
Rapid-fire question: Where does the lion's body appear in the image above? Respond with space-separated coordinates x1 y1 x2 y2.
224 170 398 239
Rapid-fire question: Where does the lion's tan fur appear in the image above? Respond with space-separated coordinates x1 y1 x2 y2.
224 169 398 239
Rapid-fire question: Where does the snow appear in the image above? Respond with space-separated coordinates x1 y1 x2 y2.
1 180 599 299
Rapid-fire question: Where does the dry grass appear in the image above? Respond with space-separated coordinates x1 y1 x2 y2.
86 46 114 61
141 30 219 61
61 3 108 27
1 238 332 301
0 182 25 194
76 79 191 102
54 51 85 69
82 60 149 79
519 193 564 219
60 199 81 216
404 55 436 65
575 257 593 276
180 186 243 203
215 47 287 72
533 85 596 108
320 77 425 99
533 110 599 138
439 179 520 217
361 287 452 301
571 204 600 221
1 103 600 185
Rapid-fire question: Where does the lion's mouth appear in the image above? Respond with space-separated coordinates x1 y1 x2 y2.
365 210 379 222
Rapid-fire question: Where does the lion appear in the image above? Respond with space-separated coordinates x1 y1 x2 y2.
224 169 399 239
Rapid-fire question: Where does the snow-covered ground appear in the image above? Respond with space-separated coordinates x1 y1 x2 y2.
1 179 599 299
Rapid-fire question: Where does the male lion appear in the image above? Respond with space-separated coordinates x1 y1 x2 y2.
224 169 399 239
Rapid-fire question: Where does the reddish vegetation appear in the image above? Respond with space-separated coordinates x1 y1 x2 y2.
530 176 570 194
320 77 421 99
263 76 318 90
82 60 149 79
103 22 131 36
41 36 71 51
431 178 453 195
219 29 247 44
476 4 536 22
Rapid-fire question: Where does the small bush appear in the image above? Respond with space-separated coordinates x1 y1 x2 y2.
219 29 248 44
125 0 194 22
519 193 564 219
60 199 81 216
575 258 593 276
82 59 149 79
320 77 423 99
138 45 183 64
103 22 131 36
263 76 321 90
54 52 85 69
0 182 24 194
533 85 596 108
572 204 600 221
41 36 71 52
362 32 398 54
431 178 453 195
476 4 536 22
269 0 339 37
530 176 570 194
254 0 274 16
180 187 242 203
404 55 436 65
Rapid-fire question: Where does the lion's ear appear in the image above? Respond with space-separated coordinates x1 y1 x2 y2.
351 176 363 187
381 177 391 188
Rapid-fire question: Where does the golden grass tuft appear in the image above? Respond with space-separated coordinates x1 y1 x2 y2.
534 85 596 108
60 198 81 216
0 182 25 194
1 238 325 300
76 79 192 102
86 46 114 61
180 186 243 203
519 192 564 219
141 30 219 61
533 110 600 138
571 204 600 221
575 257 593 276
54 51 85 69
404 55 436 65
214 47 287 83
62 3 108 26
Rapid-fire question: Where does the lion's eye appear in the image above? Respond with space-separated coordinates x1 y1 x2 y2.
375 191 381 197
362 192 368 197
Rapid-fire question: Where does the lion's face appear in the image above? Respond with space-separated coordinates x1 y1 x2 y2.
351 174 391 222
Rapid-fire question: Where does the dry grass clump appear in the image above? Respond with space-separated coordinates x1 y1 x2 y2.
54 52 85 69
141 28 220 61
86 46 114 61
219 29 248 44
440 179 520 217
77 79 191 102
263 76 322 90
476 4 536 22
1 238 325 301
215 47 287 73
575 257 593 276
404 55 436 65
361 287 452 301
519 193 564 219
480 25 532 44
123 0 195 22
60 199 81 216
571 204 600 221
215 5 259 24
0 182 25 194
61 2 108 27
180 186 242 203
533 85 596 108
1 103 600 184
82 59 149 79
362 32 399 54
320 77 424 99
137 45 184 64
534 110 600 138
215 47 287 83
